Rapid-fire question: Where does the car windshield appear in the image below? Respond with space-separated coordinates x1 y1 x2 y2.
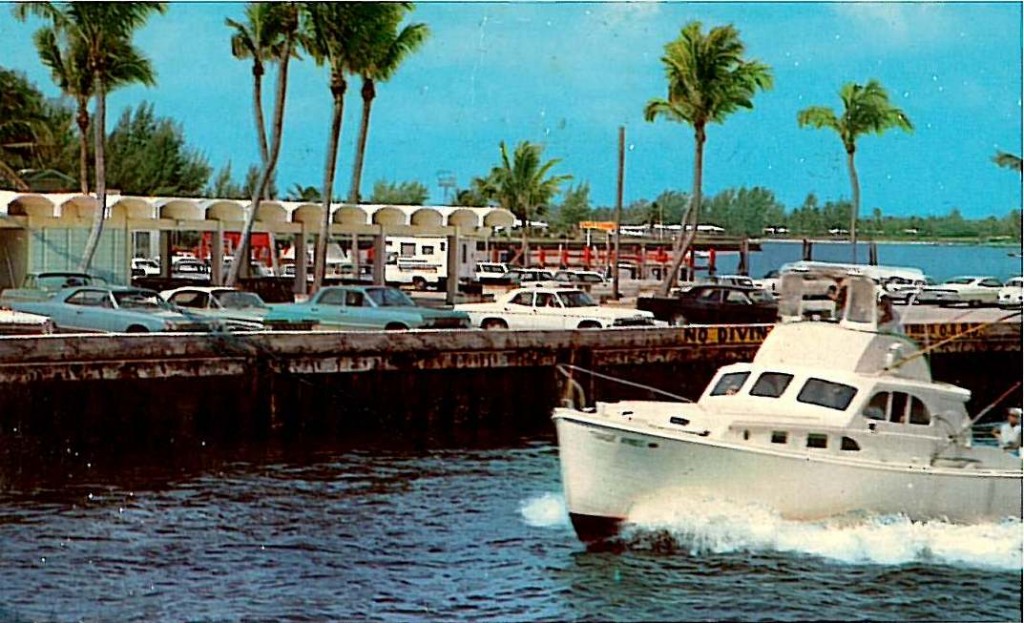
749 289 774 303
35 274 103 289
944 277 974 285
365 287 415 307
114 290 172 310
215 291 267 310
558 290 598 308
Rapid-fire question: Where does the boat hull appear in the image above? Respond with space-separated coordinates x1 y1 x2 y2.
554 411 1023 542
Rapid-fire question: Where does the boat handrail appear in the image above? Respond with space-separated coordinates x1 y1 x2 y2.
929 379 1023 465
555 363 694 410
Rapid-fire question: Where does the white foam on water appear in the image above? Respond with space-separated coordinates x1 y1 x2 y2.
625 495 1023 570
519 492 571 528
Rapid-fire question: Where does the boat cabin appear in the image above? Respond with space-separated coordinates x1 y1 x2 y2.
693 275 976 462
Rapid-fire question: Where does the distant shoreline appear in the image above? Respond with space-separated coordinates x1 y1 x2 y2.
753 238 1023 248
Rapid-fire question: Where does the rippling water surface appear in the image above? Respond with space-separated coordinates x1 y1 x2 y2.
0 435 1020 622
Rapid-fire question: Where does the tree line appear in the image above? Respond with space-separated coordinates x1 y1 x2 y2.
2 5 1020 289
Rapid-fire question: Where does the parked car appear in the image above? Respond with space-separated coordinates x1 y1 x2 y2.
0 271 107 303
878 275 929 304
916 276 1003 307
454 286 657 330
0 285 219 333
131 258 161 277
637 284 779 326
505 268 554 285
709 274 756 288
0 308 55 335
998 277 1023 309
160 286 315 331
171 257 211 281
269 285 471 330
474 262 512 284
548 269 608 287
752 270 781 296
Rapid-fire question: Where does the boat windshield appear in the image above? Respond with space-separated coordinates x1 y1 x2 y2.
710 372 750 396
796 378 857 411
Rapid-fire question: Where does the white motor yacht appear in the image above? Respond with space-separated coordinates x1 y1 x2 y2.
553 274 1022 542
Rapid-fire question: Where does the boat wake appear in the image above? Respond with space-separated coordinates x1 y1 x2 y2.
521 492 1022 571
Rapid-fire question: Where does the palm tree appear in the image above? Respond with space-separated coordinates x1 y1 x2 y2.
476 140 570 265
644 21 772 294
31 26 155 194
302 2 367 292
797 80 912 263
225 2 300 286
14 2 166 271
993 151 1022 173
226 2 293 199
347 4 428 205
0 68 54 191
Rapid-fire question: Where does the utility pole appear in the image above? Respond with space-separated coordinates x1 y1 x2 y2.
612 126 625 300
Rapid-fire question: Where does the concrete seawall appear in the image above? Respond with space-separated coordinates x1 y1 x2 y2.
0 322 1019 474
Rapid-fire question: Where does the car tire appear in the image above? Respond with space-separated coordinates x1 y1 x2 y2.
481 318 508 330
126 325 149 333
384 323 408 331
670 312 687 326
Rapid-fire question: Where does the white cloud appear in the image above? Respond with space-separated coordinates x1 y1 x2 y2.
831 3 955 50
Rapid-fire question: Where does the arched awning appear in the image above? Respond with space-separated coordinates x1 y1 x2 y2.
158 198 202 221
59 195 99 220
291 204 323 226
372 206 406 226
204 200 245 222
333 205 368 225
111 197 154 221
483 209 516 229
410 208 444 227
447 208 479 229
6 194 56 218
256 201 287 223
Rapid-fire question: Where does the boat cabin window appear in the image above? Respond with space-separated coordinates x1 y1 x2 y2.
749 372 794 398
797 378 857 411
841 437 860 451
864 391 932 425
806 433 828 449
710 372 750 396
771 431 788 444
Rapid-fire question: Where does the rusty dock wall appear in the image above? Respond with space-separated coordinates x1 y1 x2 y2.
0 322 1019 468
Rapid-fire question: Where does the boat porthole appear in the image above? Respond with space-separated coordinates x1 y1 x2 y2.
648 442 658 449
743 430 750 441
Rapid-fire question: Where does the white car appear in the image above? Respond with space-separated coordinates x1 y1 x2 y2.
998 277 1023 309
454 286 657 330
916 276 1003 307
131 257 161 276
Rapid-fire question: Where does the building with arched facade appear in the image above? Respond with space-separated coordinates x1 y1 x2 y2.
0 191 515 289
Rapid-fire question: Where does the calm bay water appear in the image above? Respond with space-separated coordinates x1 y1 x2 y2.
0 434 1020 622
746 240 1023 282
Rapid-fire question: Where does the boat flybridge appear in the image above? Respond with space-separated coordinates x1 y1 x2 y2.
552 272 1022 543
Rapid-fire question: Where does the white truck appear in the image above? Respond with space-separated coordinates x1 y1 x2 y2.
384 236 484 290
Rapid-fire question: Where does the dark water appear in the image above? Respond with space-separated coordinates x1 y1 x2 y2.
746 241 1023 282
1 434 1020 622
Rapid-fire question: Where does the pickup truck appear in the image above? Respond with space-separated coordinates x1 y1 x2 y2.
268 285 471 330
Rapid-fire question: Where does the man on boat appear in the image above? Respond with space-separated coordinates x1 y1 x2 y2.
993 407 1022 455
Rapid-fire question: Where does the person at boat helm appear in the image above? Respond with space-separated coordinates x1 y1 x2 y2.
993 407 1022 455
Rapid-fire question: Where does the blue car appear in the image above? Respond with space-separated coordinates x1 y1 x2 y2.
268 285 471 330
0 286 219 333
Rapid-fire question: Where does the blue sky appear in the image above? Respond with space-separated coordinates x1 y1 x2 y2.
2 2 1021 219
